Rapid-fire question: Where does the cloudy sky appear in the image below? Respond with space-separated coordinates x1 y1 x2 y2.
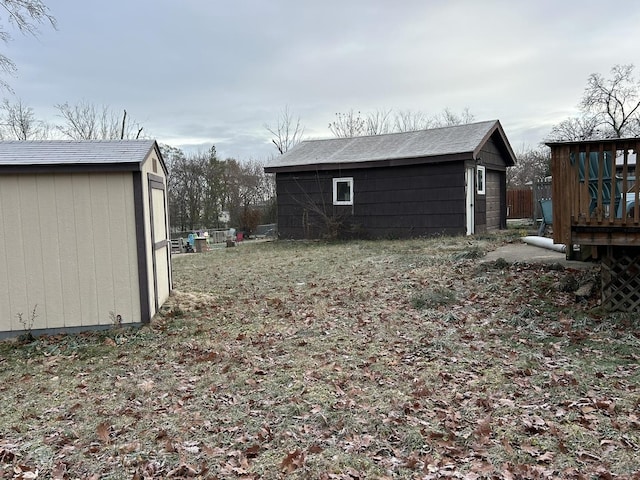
6 1 640 161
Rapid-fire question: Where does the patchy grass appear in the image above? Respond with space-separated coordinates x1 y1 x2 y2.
1 235 639 479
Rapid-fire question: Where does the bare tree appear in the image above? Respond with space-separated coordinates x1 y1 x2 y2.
365 109 393 135
329 109 395 137
160 143 187 230
550 64 640 141
170 152 207 231
581 64 640 138
433 107 475 127
120 109 143 139
0 98 49 139
265 106 305 154
329 107 476 137
224 158 271 233
393 109 432 132
0 0 56 91
328 109 366 138
162 142 276 232
55 101 113 139
55 101 144 140
507 146 550 188
547 116 601 142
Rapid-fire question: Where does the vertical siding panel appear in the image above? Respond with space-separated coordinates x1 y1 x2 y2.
123 175 141 322
18 176 46 330
107 173 138 324
485 171 502 230
73 174 99 326
55 175 81 328
141 161 156 318
37 175 64 328
0 176 23 332
0 181 9 331
90 174 115 325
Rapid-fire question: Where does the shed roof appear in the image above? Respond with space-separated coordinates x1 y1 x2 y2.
265 120 516 172
0 140 164 174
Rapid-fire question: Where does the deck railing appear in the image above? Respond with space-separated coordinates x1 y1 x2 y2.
547 138 640 248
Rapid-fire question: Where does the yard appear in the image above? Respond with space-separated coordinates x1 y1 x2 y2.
1 235 639 479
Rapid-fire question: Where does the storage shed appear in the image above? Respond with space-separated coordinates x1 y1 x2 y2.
0 140 171 338
264 120 516 239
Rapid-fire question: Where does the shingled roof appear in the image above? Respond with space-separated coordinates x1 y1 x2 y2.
265 120 516 172
0 140 163 173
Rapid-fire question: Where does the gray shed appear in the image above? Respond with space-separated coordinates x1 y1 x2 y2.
265 120 517 239
0 140 172 338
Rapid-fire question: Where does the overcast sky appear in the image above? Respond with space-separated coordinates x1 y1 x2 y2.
6 1 640 161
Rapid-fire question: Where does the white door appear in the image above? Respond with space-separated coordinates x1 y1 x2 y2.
465 167 475 235
149 176 171 313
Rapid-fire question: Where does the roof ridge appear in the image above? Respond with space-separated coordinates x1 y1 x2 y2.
266 120 515 171
299 119 499 144
0 139 154 143
0 139 161 168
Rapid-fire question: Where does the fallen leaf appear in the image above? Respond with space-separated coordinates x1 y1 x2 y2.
521 443 539 457
537 451 554 462
244 444 260 458
501 437 514 454
474 415 492 437
118 442 140 454
96 422 110 443
13 465 39 479
577 451 600 462
196 351 220 362
167 464 199 477
0 447 16 462
308 444 324 454
137 379 155 392
51 462 67 480
280 448 305 473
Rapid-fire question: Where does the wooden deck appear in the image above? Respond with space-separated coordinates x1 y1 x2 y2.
547 138 640 254
547 138 640 311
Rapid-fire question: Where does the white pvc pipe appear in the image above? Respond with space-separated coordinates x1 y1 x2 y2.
522 236 566 253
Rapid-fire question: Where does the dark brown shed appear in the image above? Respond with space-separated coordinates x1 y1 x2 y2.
264 120 516 239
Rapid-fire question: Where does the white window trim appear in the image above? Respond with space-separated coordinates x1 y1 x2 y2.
476 166 486 195
333 177 354 205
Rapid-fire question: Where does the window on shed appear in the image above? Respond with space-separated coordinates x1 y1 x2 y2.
333 177 354 205
476 166 486 195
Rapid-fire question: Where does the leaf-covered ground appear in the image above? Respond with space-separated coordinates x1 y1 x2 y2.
1 235 640 479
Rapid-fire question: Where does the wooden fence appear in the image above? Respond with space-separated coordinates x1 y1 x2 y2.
507 189 533 219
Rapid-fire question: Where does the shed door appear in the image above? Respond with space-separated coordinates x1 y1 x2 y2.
465 166 475 235
486 171 501 230
149 176 171 313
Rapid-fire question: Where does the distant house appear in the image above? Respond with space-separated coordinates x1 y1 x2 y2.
264 120 517 239
0 140 171 338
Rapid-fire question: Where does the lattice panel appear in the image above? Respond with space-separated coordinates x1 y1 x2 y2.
601 247 640 312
